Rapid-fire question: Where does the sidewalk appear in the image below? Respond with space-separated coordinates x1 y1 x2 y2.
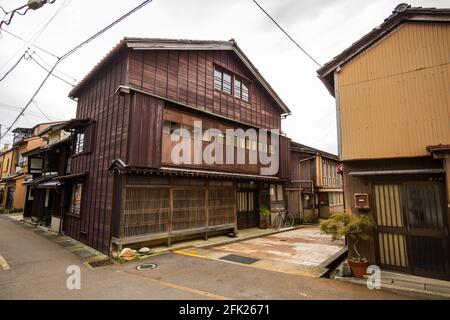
130 226 300 255
4 214 111 269
334 264 450 299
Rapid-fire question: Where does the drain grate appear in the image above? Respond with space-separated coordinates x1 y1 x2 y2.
57 240 76 248
88 259 114 268
220 254 260 265
136 263 157 271
73 249 97 258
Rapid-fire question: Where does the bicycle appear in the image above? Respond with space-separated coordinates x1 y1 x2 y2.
273 209 295 229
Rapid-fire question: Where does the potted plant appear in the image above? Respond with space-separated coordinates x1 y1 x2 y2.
258 205 271 229
320 212 376 278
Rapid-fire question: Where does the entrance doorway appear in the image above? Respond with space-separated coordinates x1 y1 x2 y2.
237 189 259 229
374 181 450 279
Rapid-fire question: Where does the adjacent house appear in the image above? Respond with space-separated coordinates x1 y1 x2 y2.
0 122 63 213
317 4 450 280
0 144 12 209
22 121 71 233
63 38 292 254
288 142 343 222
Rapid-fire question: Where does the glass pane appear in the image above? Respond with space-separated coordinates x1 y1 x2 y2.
222 72 232 95
214 69 222 91
242 81 249 101
234 78 241 98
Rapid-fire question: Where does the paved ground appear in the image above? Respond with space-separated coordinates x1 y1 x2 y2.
177 227 345 277
0 214 436 300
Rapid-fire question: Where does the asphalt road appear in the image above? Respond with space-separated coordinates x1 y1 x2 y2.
0 214 433 300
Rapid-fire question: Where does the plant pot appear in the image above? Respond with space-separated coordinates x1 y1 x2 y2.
259 216 269 229
347 260 369 278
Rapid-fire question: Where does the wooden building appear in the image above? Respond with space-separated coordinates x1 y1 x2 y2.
0 123 55 212
287 142 343 222
22 121 71 233
317 4 450 280
64 38 292 254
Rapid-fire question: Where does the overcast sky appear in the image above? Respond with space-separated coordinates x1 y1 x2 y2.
0 0 448 153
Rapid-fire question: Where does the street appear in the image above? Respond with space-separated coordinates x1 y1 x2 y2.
0 215 433 300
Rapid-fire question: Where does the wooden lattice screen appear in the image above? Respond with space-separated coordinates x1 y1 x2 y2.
172 189 206 231
123 188 170 237
122 185 236 239
208 188 235 226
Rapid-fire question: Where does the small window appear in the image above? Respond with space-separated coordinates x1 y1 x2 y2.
70 184 83 216
234 76 249 102
214 67 232 95
75 132 85 154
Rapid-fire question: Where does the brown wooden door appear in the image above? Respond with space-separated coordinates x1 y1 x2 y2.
237 190 259 229
374 182 450 280
403 182 450 279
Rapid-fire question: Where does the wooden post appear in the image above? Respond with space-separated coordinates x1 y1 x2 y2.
204 184 209 241
168 188 173 247
233 182 238 235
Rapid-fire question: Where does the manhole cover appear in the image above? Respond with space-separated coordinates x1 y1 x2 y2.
220 254 259 265
136 263 157 271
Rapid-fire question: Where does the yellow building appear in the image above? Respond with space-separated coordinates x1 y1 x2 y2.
0 122 64 212
318 4 450 280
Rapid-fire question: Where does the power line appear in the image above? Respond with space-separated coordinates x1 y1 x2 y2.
0 102 60 121
0 0 70 74
1 28 60 59
0 52 26 82
252 0 322 68
32 100 52 121
0 0 153 142
29 53 75 86
32 50 77 82
0 0 56 31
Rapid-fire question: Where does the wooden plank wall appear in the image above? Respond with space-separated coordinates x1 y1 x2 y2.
278 136 291 179
127 93 164 168
128 49 282 131
65 51 130 253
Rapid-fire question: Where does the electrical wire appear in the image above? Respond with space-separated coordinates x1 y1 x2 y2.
1 28 60 59
0 52 26 82
29 53 75 86
31 100 52 121
0 102 59 121
0 0 70 74
0 0 153 142
252 0 322 68
0 0 56 31
32 50 77 82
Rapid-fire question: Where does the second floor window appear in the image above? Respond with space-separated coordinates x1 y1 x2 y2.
234 77 249 102
214 68 232 95
75 132 85 154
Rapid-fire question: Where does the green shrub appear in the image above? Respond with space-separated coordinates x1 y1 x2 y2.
321 212 376 262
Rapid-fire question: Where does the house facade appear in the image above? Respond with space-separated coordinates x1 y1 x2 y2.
64 38 292 254
317 4 450 280
22 121 71 233
288 142 343 222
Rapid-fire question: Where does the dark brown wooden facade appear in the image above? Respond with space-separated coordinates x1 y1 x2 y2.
66 38 291 254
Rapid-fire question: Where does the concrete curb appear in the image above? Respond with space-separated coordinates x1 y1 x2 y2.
334 276 450 299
